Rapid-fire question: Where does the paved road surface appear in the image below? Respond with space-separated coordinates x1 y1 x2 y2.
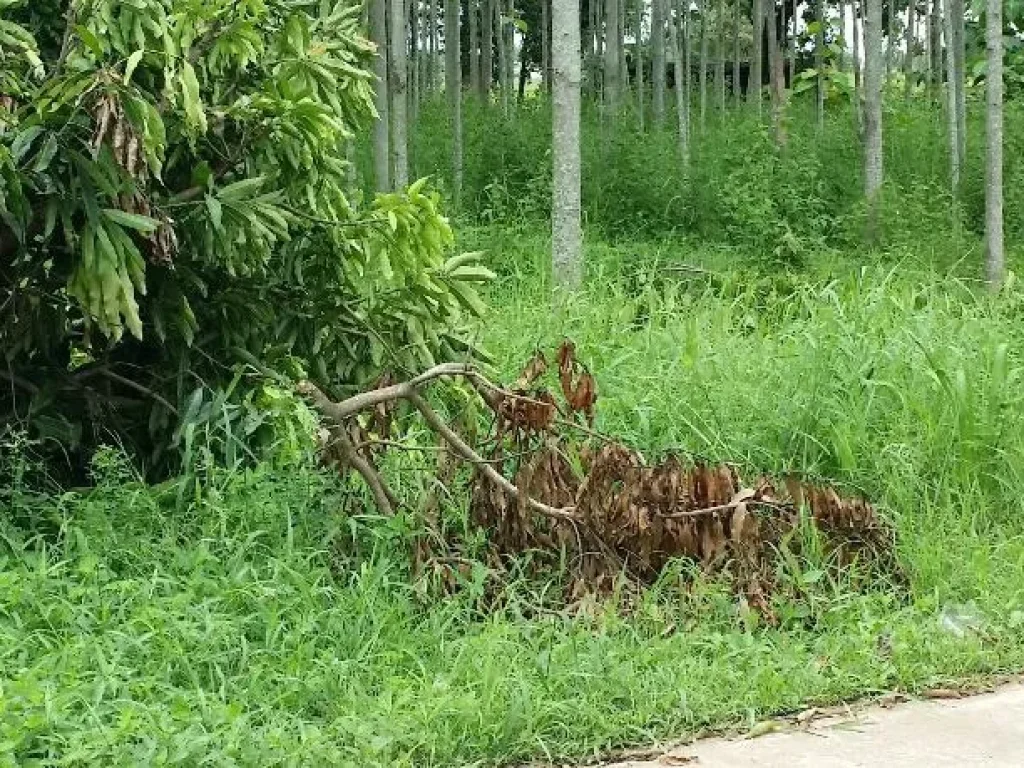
606 683 1024 767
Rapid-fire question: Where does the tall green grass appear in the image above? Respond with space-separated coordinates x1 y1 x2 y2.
5 229 1024 765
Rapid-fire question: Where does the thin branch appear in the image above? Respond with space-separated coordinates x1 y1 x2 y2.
407 392 581 522
333 424 396 516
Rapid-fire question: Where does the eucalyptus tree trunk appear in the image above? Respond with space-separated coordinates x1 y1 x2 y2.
952 0 966 171
637 6 646 130
904 1 915 100
767 0 787 146
605 0 622 112
839 0 848 71
481 0 494 102
619 0 629 96
652 0 667 125
429 0 439 93
852 0 863 106
698 0 708 131
469 0 481 97
683 0 692 122
984 0 1004 288
717 0 727 115
750 0 764 111
371 0 391 192
940 0 959 193
389 0 409 187
788 0 797 91
496 0 509 115
815 0 825 132
541 0 551 93
863 0 884 241
671 7 690 166
886 0 895 78
445 0 463 199
926 0 939 99
410 1 420 120
505 0 516 110
732 0 741 102
551 0 582 289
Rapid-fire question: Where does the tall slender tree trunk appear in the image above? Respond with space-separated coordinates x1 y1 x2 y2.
767 0 787 146
682 0 693 142
429 0 439 93
953 0 966 171
411 1 420 120
852 0 863 125
717 0 727 115
788 0 797 90
940 0 959 193
619 0 629 97
926 0 940 99
732 0 741 102
904 1 915 100
552 0 582 289
496 0 509 115
839 0 848 71
671 6 690 166
750 0 764 112
652 0 667 125
886 0 895 78
863 0 883 242
481 0 494 102
605 0 621 112
370 0 391 192
984 0 1003 288
389 0 409 187
541 0 551 93
505 0 516 110
698 0 708 131
470 0 481 97
815 0 825 132
445 0 462 199
637 6 646 130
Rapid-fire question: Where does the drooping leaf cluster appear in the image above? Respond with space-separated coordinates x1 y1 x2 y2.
0 0 491 476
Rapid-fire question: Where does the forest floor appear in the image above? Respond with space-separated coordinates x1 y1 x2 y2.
601 679 1024 767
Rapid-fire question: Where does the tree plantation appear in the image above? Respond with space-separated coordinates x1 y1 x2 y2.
3 1 1024 765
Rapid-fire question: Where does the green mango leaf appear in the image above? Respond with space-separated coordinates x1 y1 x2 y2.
102 208 160 233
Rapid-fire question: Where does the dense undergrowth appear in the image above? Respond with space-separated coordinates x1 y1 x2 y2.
5 221 1024 765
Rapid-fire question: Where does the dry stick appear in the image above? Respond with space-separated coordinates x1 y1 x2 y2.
333 423 398 516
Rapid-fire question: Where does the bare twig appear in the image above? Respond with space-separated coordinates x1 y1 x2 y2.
332 424 397 516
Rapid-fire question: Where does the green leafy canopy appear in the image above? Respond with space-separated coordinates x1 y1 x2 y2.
0 0 491 475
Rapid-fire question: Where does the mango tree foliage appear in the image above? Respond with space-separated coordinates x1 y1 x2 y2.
0 0 491 473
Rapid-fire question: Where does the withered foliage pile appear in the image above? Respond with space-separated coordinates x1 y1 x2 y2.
306 341 898 616
469 342 896 615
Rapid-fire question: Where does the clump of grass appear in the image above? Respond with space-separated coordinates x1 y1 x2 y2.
5 232 1024 766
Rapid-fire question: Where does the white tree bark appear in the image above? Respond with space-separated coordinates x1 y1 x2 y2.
815 0 825 132
445 0 463 199
429 0 439 93
904 0 915 100
863 0 884 240
767 0 787 146
469 0 481 97
370 0 391 192
481 0 494 102
984 0 1004 288
636 4 646 130
672 5 690 166
542 0 551 93
953 0 966 172
750 0 764 112
717 0 727 115
496 0 509 115
389 0 409 188
940 0 959 193
605 0 622 112
698 0 708 131
552 0 583 289
652 0 667 125
732 0 741 102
